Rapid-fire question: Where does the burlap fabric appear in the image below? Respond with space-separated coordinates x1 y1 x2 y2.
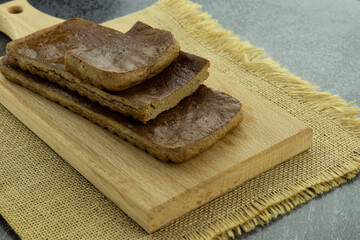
1 0 359 239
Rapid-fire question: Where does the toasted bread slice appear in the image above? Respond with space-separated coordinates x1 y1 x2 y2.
0 57 242 162
6 18 209 123
65 21 180 91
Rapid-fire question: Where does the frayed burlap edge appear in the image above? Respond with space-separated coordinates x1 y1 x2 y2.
153 0 360 239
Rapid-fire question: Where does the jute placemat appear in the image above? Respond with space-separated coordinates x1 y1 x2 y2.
1 0 359 239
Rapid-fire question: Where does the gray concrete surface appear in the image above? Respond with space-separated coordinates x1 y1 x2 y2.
0 0 359 239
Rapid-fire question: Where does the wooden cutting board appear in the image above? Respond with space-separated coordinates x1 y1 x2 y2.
0 0 312 233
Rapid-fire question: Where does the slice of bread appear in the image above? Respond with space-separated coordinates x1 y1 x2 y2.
65 21 180 91
6 18 209 123
0 57 243 162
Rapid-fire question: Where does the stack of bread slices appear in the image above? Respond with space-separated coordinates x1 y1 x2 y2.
0 18 243 162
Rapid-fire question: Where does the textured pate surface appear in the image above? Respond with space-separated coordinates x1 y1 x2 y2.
6 18 124 69
67 21 177 72
65 21 180 91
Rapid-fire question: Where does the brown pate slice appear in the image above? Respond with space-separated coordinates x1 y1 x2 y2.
6 18 209 123
0 57 243 162
65 21 180 91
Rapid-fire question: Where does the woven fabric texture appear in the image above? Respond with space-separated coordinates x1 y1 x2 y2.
1 0 360 239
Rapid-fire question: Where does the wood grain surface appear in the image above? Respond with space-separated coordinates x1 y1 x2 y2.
0 0 312 232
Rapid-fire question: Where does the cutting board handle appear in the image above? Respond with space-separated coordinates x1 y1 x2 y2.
0 0 63 40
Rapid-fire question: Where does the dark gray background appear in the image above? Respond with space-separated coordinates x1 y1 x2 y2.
0 0 359 239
